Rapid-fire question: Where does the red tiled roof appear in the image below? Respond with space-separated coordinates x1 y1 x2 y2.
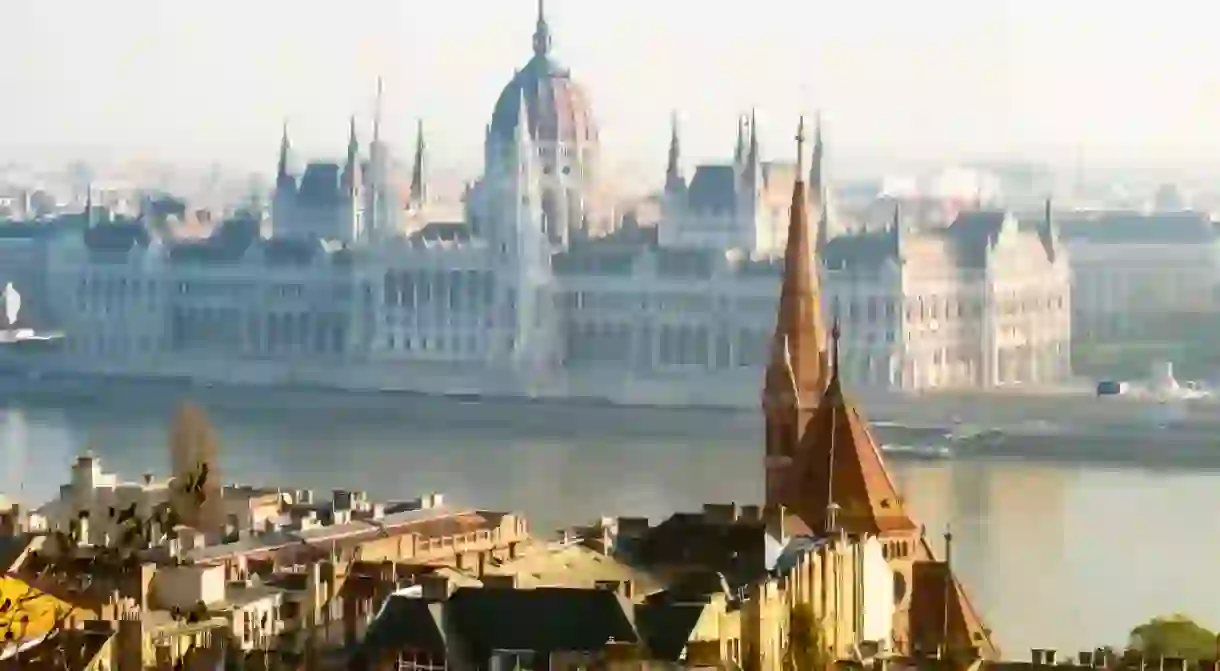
783 367 917 536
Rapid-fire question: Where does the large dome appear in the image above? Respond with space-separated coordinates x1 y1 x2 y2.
488 3 598 148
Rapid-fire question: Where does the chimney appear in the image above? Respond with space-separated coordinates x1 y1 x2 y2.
419 573 451 602
701 503 739 525
332 490 353 511
1044 650 1056 665
1162 657 1186 671
1031 649 1043 665
1078 651 1093 667
142 472 154 486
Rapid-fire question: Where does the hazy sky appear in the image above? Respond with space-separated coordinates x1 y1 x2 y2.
3 0 1219 177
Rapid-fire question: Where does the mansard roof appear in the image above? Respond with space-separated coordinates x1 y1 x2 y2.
261 237 324 266
821 229 899 272
82 221 151 254
686 165 737 212
410 221 471 243
654 248 716 278
1055 209 1218 244
296 162 346 206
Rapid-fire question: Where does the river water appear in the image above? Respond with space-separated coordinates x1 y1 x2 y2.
1 390 1219 658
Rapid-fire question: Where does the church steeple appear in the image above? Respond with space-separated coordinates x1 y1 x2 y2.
532 0 552 58
765 116 828 404
763 116 829 508
665 111 684 194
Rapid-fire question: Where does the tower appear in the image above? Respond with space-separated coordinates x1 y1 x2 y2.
763 117 830 507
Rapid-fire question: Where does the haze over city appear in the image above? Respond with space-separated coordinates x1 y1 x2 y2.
6 0 1220 666
6 0 1220 182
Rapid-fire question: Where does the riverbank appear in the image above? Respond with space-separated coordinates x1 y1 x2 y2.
4 374 1220 470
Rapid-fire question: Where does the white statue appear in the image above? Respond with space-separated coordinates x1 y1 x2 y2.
3 283 19 327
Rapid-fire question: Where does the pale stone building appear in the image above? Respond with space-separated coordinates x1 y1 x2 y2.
1052 209 1220 375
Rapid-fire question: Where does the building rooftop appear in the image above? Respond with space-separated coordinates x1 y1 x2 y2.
184 506 490 563
491 540 663 594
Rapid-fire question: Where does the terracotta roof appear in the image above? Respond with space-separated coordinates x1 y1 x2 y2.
908 558 1000 660
783 333 916 536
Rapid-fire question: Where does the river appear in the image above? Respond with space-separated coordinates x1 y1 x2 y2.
1 390 1219 658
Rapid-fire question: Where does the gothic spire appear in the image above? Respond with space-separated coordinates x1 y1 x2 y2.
665 111 684 193
344 116 360 194
747 109 760 166
795 115 806 174
410 119 427 208
373 77 384 145
763 117 828 407
276 120 292 183
532 0 552 58
734 115 747 167
810 111 825 196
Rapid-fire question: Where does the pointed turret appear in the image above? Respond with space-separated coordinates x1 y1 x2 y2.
343 116 361 195
532 0 552 58
515 89 532 150
746 110 760 174
366 79 388 242
1039 196 1058 263
410 119 428 210
816 197 830 257
809 112 825 197
373 78 383 144
763 117 830 507
733 116 747 167
84 182 94 226
276 120 294 189
890 200 906 256
664 111 685 194
782 323 917 536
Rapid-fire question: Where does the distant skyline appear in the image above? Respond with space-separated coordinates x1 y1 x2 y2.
5 0 1220 183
